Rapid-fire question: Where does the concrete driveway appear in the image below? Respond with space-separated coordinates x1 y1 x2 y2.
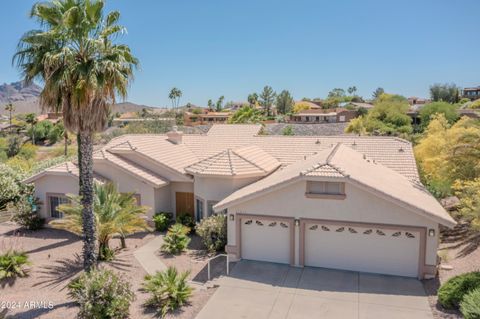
196 261 433 319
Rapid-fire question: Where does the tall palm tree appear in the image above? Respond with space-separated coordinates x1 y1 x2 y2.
25 113 37 144
14 0 138 271
54 183 149 258
5 103 15 131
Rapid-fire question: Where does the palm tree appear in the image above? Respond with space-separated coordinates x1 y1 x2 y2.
169 87 182 111
54 183 149 258
14 0 138 271
5 103 15 131
25 113 37 144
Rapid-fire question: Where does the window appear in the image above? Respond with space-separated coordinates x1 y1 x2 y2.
207 201 218 217
195 198 204 222
339 115 346 122
306 181 346 199
49 195 69 219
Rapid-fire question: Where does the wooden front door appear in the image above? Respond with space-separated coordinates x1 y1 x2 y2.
175 192 194 218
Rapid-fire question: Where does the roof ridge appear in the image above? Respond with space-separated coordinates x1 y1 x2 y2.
232 148 269 173
227 149 235 175
326 143 342 164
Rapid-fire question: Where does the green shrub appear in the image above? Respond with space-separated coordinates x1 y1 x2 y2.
461 288 480 319
0 250 30 280
6 135 22 158
153 212 172 232
0 163 24 210
176 213 195 232
17 143 37 160
196 214 227 252
161 223 191 254
48 123 64 144
99 246 116 262
438 272 480 309
143 267 193 317
68 268 134 319
8 195 44 230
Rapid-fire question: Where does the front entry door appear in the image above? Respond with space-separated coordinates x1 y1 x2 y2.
175 192 194 218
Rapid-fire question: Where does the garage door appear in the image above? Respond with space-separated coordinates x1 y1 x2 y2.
241 218 291 264
304 222 420 277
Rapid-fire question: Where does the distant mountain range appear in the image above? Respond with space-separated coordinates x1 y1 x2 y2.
0 81 161 115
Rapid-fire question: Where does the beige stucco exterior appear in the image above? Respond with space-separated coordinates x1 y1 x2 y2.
34 175 79 220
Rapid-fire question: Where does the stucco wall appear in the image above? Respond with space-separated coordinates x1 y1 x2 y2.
154 185 172 214
226 179 439 266
94 162 156 216
34 175 79 219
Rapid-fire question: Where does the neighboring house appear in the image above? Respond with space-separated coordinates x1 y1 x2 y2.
25 124 455 279
184 110 231 126
408 97 430 106
462 86 480 101
36 112 62 124
290 108 357 124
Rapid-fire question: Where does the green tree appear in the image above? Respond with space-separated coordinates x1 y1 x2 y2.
347 86 357 96
259 86 276 116
169 87 182 111
328 88 346 99
15 0 138 271
216 96 225 112
419 102 459 130
430 83 460 103
372 87 384 100
207 99 214 110
228 105 265 124
4 103 15 129
25 113 37 144
276 90 294 114
247 93 258 107
55 183 149 258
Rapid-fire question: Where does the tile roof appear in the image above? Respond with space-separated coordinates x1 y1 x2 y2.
23 161 108 184
185 145 281 177
214 144 455 227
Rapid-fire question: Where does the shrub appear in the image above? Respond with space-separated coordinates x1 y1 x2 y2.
68 268 135 319
143 267 193 317
0 250 30 280
176 213 195 232
153 212 172 232
196 214 227 252
0 163 23 210
47 123 64 144
161 224 190 254
8 195 44 230
461 288 480 319
438 272 480 309
6 135 22 158
282 125 294 136
17 143 37 160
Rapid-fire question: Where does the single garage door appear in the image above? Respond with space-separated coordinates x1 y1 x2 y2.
304 222 420 277
241 218 291 264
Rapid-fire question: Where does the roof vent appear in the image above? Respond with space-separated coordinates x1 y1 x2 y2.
363 154 366 160
398 147 404 152
352 140 356 146
167 126 183 144
315 139 321 144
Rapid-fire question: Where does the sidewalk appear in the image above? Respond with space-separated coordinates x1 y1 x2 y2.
134 234 167 275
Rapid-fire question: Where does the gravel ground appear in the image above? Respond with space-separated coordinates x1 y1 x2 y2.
0 223 215 319
423 238 480 319
264 123 351 136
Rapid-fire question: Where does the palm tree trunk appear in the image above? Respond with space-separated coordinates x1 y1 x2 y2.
64 131 68 156
78 131 97 271
120 235 126 249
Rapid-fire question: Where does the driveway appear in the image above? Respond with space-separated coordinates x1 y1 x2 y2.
196 260 433 319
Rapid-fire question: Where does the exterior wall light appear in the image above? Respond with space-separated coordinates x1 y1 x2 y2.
428 229 435 237
229 214 235 221
294 219 300 227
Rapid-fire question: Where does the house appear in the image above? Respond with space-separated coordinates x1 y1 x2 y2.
408 97 430 106
462 86 480 101
25 124 455 279
184 110 231 126
289 108 357 123
36 112 62 124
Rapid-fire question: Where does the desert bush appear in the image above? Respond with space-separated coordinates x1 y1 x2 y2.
153 212 172 232
6 135 22 158
8 195 44 230
0 164 23 210
196 214 227 252
460 288 480 319
68 268 135 319
438 272 480 309
17 143 37 160
143 267 193 317
176 213 195 232
0 250 30 280
161 223 190 254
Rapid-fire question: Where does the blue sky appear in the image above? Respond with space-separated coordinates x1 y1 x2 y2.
1 0 479 107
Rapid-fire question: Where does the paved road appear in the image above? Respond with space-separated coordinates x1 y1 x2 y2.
196 260 433 319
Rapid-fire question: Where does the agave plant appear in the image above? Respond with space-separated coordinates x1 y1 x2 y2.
161 223 191 255
143 267 193 317
52 183 149 260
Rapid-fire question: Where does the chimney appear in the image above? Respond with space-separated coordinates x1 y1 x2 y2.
167 126 183 144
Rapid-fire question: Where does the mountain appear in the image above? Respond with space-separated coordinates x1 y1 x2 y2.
0 81 163 115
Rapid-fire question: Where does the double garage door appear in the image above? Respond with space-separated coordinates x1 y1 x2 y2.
241 217 421 278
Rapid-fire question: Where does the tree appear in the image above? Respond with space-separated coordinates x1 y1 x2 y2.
328 88 346 99
55 183 149 258
25 113 37 144
430 83 460 104
207 99 214 110
259 86 276 116
247 93 258 107
4 103 15 130
216 96 224 112
293 102 311 114
372 87 384 100
419 102 459 130
276 90 294 114
228 105 265 124
15 0 138 271
347 86 357 96
169 88 182 111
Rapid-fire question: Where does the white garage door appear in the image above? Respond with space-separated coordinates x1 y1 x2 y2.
241 218 290 264
305 223 420 277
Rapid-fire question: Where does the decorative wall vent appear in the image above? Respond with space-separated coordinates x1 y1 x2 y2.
336 227 345 232
268 222 277 227
256 220 264 226
280 222 288 228
321 225 330 231
363 229 373 235
348 227 357 233
392 231 401 237
376 230 386 236
245 220 252 225
309 225 318 230
405 232 415 238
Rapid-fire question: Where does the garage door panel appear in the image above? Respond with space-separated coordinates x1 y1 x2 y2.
241 219 290 264
305 224 420 277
